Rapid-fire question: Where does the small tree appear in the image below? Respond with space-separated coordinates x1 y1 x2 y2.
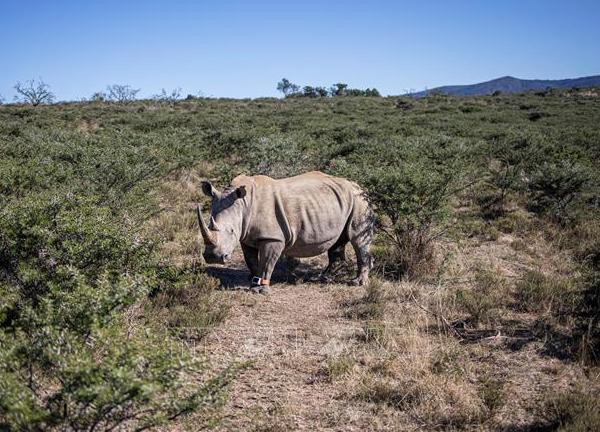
276 78 300 97
316 86 329 97
152 88 182 103
330 83 348 97
14 78 55 105
90 91 107 102
332 137 471 280
302 86 318 98
346 88 365 96
106 84 140 103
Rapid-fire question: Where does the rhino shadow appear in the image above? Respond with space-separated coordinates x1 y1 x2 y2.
206 256 331 290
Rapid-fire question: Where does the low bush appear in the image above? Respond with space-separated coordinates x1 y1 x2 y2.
525 160 589 222
333 137 473 280
0 193 237 430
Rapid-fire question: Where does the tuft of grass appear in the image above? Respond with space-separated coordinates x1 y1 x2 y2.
343 278 387 320
324 354 356 381
510 238 529 252
516 270 574 315
353 351 485 428
455 267 506 326
361 320 391 347
430 344 465 376
478 377 505 413
458 218 501 241
543 390 600 432
355 375 423 409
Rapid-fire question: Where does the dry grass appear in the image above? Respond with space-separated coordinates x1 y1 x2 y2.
147 271 230 340
142 164 232 340
454 265 508 326
542 388 600 431
308 213 598 431
323 353 357 381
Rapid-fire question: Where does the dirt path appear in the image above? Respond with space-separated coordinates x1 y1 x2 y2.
188 235 595 431
202 254 368 431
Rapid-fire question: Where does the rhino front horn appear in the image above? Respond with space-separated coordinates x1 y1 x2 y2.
197 205 216 246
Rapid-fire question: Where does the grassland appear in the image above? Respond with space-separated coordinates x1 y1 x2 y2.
1 88 599 430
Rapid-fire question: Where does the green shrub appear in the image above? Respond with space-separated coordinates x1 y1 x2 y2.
0 193 236 430
525 160 589 222
334 137 473 280
240 133 318 179
478 131 543 218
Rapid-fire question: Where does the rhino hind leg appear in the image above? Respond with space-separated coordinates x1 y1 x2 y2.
320 234 348 282
349 240 372 286
348 205 374 286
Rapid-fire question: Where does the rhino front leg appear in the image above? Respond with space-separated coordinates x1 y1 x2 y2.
241 243 260 280
252 241 284 294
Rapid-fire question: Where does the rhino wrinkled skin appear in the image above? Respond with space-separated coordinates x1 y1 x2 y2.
198 171 374 292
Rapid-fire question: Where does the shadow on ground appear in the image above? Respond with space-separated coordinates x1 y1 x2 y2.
206 256 329 290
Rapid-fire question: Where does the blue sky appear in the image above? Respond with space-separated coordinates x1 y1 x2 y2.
1 0 599 100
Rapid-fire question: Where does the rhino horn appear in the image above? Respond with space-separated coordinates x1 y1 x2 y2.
210 215 220 231
197 205 216 245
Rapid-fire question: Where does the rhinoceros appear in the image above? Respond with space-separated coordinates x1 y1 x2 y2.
197 171 374 293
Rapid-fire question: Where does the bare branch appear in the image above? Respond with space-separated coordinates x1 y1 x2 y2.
151 87 182 104
14 78 55 106
106 84 140 103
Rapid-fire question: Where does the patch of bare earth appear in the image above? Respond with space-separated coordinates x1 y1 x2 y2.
203 280 366 431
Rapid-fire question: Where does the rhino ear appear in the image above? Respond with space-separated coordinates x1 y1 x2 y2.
235 186 246 199
201 181 217 198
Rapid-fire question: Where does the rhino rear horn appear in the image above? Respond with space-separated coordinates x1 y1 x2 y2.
197 205 216 245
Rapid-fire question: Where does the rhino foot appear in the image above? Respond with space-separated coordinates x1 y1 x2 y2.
312 274 334 284
349 276 368 286
249 286 269 295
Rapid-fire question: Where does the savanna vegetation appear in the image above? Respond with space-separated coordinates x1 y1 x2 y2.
1 86 599 430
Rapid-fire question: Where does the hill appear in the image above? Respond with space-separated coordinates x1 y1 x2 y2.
411 74 600 97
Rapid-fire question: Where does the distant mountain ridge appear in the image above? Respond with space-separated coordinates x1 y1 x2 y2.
410 75 600 97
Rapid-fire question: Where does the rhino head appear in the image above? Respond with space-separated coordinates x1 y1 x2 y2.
197 181 247 264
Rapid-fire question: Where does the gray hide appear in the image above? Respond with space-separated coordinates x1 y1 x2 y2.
198 171 373 292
